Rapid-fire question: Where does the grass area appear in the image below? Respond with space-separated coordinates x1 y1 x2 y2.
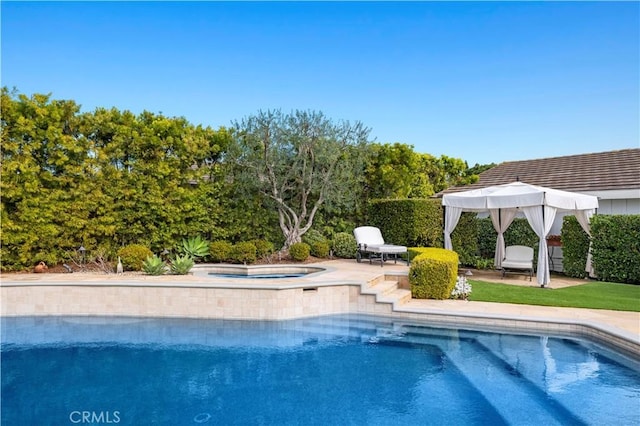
468 280 640 312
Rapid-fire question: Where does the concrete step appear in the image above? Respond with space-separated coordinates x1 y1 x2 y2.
376 288 412 306
361 279 398 296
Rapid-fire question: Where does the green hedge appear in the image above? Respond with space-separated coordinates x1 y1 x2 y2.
451 212 478 266
561 216 591 279
368 199 442 247
591 215 640 284
408 248 458 299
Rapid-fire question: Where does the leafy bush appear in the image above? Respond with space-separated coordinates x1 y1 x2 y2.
451 212 479 266
477 218 498 259
332 232 357 258
252 239 275 259
170 254 194 275
289 242 311 261
591 215 640 284
472 256 495 270
229 242 257 264
368 199 442 247
303 229 328 246
142 255 167 276
311 241 330 258
209 240 233 263
181 236 209 259
561 216 591 278
302 230 330 257
409 248 458 299
117 244 153 271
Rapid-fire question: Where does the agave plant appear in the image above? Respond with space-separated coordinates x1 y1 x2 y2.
181 236 210 259
170 254 195 275
142 255 167 276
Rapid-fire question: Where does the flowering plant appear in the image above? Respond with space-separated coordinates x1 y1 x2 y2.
451 275 472 300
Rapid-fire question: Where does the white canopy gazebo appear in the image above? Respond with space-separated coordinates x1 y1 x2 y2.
441 181 599 287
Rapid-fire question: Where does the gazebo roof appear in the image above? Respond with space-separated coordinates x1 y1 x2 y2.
442 181 599 211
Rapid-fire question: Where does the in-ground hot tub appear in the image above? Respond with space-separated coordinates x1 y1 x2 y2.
191 264 327 279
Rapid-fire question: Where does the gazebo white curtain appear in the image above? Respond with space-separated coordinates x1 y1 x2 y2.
575 209 596 276
523 205 557 286
443 207 462 251
490 208 517 268
441 182 599 287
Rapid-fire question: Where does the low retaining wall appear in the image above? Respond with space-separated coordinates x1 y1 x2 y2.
2 278 638 359
0 283 394 320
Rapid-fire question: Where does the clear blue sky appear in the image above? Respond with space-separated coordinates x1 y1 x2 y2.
2 1 638 166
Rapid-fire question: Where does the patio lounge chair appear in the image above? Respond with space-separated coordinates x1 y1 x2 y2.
501 245 534 281
353 226 408 267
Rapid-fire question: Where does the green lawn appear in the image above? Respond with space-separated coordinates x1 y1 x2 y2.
468 280 640 312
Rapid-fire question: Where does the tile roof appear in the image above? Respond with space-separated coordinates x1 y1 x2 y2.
440 148 640 195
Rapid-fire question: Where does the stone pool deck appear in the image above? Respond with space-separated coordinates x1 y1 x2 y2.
1 259 638 357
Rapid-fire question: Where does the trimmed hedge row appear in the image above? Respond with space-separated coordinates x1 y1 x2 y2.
408 247 459 299
368 199 442 247
561 216 591 279
591 215 640 284
562 215 640 284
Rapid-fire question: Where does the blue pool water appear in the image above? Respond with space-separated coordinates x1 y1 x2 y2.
207 273 307 279
2 315 639 425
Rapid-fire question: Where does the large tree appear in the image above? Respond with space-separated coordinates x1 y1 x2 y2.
228 110 370 249
364 143 481 199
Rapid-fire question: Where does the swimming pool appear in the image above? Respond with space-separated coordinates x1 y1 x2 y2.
2 315 639 425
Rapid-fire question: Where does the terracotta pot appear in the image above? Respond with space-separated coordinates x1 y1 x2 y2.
34 261 48 273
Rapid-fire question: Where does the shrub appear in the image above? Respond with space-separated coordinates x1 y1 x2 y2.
451 212 479 266
409 248 458 300
303 229 328 247
209 240 233 263
472 256 495 270
170 254 194 275
181 236 209 259
561 216 591 279
591 214 640 284
252 239 275 259
332 232 357 258
368 198 443 247
142 255 167 276
289 242 311 261
477 218 498 259
117 244 153 271
311 241 330 258
230 242 257 264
